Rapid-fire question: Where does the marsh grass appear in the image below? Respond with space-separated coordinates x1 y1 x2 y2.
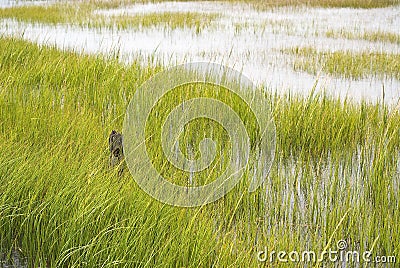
0 4 77 25
0 37 399 267
0 3 218 32
1 0 397 33
94 12 218 31
326 29 400 45
285 47 400 79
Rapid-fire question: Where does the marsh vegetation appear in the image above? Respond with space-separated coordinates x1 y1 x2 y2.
0 0 399 267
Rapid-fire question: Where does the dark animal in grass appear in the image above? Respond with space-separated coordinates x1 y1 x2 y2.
109 130 124 175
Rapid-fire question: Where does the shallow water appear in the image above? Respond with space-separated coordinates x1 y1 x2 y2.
0 0 53 8
1 1 399 104
0 251 27 268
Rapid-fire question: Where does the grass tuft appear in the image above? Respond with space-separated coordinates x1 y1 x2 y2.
326 29 400 45
284 46 400 79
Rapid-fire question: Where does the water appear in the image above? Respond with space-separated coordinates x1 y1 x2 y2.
0 0 54 8
0 250 27 268
0 1 399 104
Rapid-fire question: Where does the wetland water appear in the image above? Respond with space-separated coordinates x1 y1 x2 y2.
1 1 399 104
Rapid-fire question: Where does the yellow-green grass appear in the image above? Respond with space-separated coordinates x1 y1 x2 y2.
0 3 219 31
94 12 219 32
326 29 400 45
0 37 399 267
285 47 400 79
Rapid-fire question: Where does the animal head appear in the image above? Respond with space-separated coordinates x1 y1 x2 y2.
109 130 123 159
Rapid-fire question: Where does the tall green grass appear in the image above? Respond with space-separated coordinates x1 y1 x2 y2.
0 37 399 267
